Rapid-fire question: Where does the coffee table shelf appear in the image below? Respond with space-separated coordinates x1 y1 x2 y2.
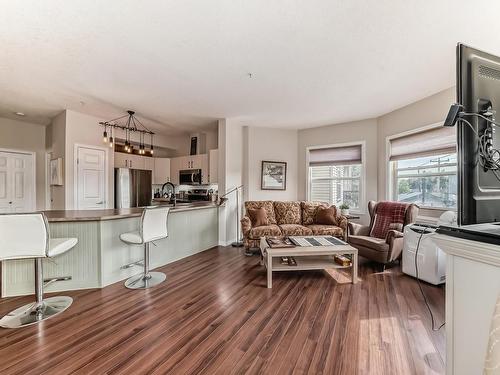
271 256 351 271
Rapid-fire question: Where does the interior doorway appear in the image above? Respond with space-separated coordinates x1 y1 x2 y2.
0 149 36 213
75 145 108 210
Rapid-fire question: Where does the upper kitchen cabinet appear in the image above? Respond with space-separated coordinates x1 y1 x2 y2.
170 154 209 185
114 152 151 170
209 149 218 183
143 157 154 171
153 158 170 185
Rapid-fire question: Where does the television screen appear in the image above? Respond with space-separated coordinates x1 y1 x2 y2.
457 43 500 225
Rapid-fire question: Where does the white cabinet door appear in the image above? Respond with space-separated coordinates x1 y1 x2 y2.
128 154 145 170
77 146 106 210
143 157 154 171
114 153 129 168
153 158 170 184
209 149 218 183
170 157 180 185
191 154 204 170
0 151 34 213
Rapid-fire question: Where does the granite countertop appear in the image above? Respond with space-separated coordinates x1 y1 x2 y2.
42 202 219 222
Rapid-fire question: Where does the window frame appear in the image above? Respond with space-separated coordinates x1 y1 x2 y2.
385 123 458 211
306 141 366 214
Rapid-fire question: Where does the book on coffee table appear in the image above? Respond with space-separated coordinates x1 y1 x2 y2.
266 237 295 248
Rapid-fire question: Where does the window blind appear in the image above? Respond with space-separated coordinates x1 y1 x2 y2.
389 126 456 161
309 145 362 166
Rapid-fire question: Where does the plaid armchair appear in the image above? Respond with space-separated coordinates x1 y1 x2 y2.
348 201 419 268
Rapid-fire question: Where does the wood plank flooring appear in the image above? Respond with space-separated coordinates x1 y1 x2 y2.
0 246 445 375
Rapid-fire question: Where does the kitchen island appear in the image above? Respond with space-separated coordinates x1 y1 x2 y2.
1 203 219 297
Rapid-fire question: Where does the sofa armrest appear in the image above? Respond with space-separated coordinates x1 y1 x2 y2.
337 215 348 240
386 229 404 262
241 216 252 238
349 222 370 236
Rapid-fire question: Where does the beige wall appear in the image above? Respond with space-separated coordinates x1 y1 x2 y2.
217 119 244 245
377 87 455 202
243 126 298 201
47 111 66 209
0 117 47 210
297 119 378 224
64 110 115 209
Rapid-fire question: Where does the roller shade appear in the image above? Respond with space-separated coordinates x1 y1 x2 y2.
389 126 456 161
309 145 362 166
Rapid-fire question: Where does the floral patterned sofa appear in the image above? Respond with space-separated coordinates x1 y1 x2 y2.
241 201 348 249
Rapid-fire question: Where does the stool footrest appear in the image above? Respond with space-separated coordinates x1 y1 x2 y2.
120 260 144 270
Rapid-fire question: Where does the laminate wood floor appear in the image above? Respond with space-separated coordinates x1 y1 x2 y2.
0 246 445 375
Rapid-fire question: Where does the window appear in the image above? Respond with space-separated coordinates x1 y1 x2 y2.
389 126 457 209
308 144 363 210
392 153 457 209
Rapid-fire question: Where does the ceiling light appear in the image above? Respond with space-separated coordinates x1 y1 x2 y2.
14 112 25 116
99 110 155 154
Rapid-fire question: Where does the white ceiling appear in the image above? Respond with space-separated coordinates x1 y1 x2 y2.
1 1 500 135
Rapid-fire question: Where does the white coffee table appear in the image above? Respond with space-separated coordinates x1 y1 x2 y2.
259 236 358 288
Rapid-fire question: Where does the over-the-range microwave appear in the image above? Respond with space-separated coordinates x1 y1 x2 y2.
179 169 202 185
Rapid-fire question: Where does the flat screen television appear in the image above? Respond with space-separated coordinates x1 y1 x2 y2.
457 43 500 225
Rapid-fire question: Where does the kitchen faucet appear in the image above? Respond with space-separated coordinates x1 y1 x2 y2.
161 182 177 207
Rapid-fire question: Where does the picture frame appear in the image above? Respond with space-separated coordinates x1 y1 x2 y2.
261 160 287 190
50 158 63 186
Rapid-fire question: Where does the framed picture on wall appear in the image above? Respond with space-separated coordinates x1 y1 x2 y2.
261 161 287 190
50 158 63 186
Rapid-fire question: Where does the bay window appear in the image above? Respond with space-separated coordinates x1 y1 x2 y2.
308 144 364 211
389 126 457 209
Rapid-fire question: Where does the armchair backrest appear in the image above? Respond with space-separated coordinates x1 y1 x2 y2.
367 200 419 234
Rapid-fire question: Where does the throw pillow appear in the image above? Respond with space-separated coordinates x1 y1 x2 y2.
248 207 269 227
314 206 338 226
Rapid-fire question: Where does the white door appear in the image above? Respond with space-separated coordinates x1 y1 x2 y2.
0 151 35 213
77 146 106 210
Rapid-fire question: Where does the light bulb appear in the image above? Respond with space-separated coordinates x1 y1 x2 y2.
109 137 114 148
103 131 108 143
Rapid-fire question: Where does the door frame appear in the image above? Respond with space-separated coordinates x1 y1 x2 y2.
0 147 36 212
74 143 109 210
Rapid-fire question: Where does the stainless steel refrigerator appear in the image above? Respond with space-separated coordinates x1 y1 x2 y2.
115 168 152 208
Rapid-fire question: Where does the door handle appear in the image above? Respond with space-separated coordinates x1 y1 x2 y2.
8 201 12 204
96 201 104 205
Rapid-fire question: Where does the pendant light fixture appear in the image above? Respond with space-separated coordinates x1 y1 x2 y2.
103 124 108 143
109 126 114 148
99 110 154 155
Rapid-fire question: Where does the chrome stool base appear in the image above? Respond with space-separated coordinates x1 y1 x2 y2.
0 296 73 329
124 272 166 289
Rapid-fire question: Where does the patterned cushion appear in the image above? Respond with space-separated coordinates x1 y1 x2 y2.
301 201 329 225
274 201 302 225
249 224 282 239
279 224 312 236
306 224 344 238
244 201 277 225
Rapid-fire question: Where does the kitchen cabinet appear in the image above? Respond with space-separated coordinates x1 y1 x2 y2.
169 157 181 185
113 152 149 170
170 154 209 185
209 149 218 183
153 158 170 185
143 157 155 171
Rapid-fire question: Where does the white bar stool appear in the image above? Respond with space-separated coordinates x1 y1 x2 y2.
120 206 170 289
0 213 78 328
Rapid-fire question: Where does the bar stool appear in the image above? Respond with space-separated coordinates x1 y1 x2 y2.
0 213 78 328
120 206 170 289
